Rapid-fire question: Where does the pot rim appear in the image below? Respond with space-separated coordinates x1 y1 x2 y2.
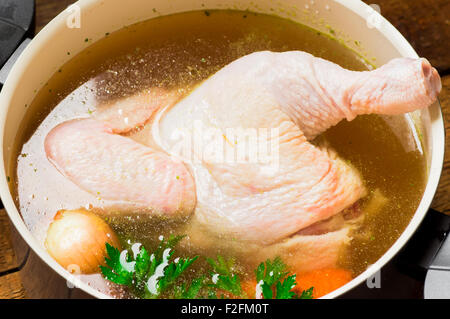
0 0 445 299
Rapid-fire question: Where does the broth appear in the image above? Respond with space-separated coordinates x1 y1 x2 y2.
12 10 426 297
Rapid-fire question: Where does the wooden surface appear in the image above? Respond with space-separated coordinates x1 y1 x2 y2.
0 0 449 299
0 273 26 299
0 213 20 273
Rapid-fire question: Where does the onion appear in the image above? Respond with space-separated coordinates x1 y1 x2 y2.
45 209 121 274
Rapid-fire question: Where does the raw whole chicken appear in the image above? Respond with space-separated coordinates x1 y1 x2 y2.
45 51 441 271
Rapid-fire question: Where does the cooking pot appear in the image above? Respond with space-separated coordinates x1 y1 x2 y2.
0 0 446 299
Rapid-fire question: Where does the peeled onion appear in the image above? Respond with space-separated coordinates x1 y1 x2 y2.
45 209 121 274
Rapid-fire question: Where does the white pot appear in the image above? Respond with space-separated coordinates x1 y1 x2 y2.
0 0 445 299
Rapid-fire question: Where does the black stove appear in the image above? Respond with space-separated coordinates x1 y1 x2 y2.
341 209 450 299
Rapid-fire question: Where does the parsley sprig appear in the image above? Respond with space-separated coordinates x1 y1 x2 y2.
100 243 134 285
100 235 201 299
206 255 243 298
100 236 314 299
255 257 312 299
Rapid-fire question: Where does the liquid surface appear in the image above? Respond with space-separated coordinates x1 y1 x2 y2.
12 10 426 297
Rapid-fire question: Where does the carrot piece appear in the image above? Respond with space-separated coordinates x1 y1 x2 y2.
294 268 353 298
241 279 258 299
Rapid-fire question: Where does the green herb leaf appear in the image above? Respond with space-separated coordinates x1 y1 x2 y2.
100 236 198 298
255 257 313 299
99 243 133 285
101 239 314 300
206 255 242 297
174 276 205 299
299 287 314 299
255 257 289 298
275 274 297 299
158 256 198 292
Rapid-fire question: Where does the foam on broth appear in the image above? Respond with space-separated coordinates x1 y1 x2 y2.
11 10 426 297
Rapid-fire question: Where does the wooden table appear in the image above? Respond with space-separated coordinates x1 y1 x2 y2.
0 0 449 299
